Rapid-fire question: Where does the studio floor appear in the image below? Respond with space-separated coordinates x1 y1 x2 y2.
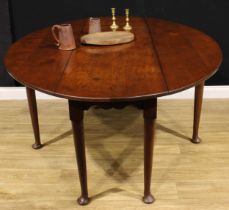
0 99 229 210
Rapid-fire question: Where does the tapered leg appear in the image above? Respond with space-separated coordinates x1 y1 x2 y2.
192 82 205 144
69 100 89 205
143 99 157 204
26 87 43 149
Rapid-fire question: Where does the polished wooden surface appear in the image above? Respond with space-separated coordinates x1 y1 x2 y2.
0 99 229 210
146 19 222 93
4 17 222 102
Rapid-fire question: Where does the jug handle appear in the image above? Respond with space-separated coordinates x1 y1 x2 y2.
52 25 61 46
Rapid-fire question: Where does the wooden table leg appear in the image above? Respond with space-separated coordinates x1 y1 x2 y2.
68 100 89 205
26 87 43 149
192 82 205 144
143 99 157 204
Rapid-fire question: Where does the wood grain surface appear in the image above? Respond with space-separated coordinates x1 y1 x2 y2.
4 17 222 102
80 31 135 46
0 99 229 210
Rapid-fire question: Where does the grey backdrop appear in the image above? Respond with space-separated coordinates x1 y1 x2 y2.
0 0 14 86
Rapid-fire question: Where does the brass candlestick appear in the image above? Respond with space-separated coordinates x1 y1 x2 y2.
123 9 132 31
110 8 119 31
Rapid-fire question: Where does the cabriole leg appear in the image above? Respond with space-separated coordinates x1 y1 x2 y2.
26 87 43 149
192 82 205 144
69 100 89 205
143 99 157 204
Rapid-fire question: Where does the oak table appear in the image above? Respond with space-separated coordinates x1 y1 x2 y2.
4 17 222 205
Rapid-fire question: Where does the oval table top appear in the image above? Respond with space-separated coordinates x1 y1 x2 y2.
4 17 222 102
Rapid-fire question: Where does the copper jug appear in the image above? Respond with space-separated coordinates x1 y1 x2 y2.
52 24 76 50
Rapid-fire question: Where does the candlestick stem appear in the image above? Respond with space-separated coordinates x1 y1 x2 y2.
110 8 119 31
